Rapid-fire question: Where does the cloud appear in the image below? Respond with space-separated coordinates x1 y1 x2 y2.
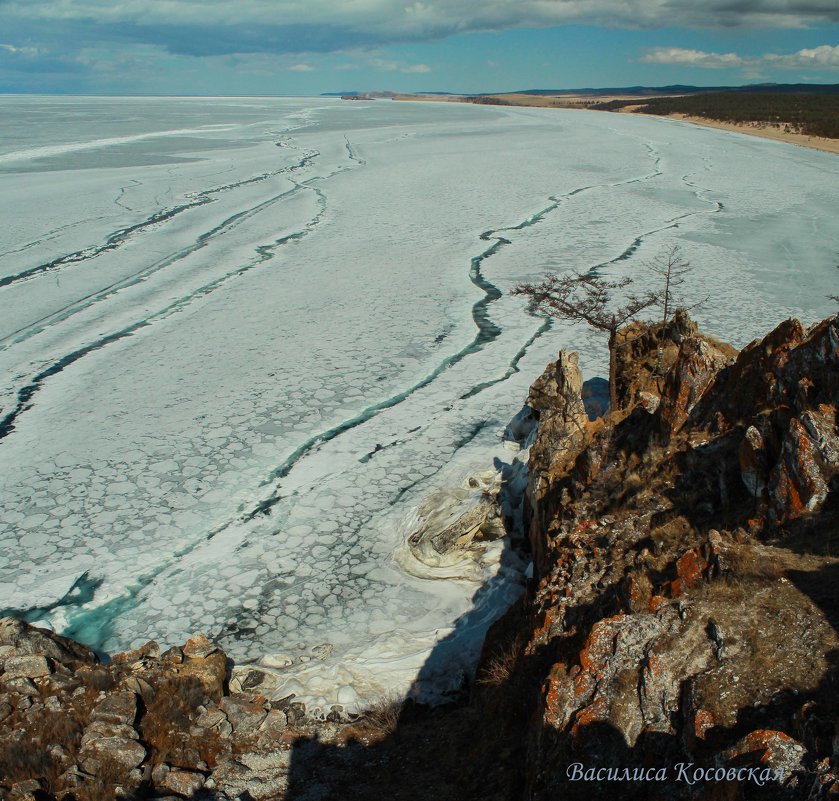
767 43 839 68
369 57 432 73
2 1 839 60
639 47 745 68
0 42 41 56
288 63 315 71
640 43 839 70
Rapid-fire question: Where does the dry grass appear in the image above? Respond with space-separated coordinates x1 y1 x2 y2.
0 700 88 793
140 675 223 769
477 638 525 687
356 693 405 738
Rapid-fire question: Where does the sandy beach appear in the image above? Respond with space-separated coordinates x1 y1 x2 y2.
656 113 839 156
394 93 839 157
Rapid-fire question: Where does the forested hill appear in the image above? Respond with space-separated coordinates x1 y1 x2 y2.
595 91 839 139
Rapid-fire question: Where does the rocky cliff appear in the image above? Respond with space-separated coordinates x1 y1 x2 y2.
1 312 837 801
511 310 839 800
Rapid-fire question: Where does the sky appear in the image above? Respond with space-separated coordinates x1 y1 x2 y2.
1 1 838 95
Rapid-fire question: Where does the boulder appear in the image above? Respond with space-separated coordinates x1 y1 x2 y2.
183 633 219 660
80 736 146 774
90 690 137 725
220 696 267 736
2 655 51 679
158 768 206 797
0 617 97 668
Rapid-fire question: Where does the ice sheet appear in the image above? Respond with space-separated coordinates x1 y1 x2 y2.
1 97 837 711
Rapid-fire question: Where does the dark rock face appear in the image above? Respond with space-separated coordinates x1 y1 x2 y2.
515 312 839 800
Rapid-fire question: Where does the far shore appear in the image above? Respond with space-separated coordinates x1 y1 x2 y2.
390 93 839 156
649 113 839 156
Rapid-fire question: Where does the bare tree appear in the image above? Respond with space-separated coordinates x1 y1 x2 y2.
647 245 699 323
512 270 659 411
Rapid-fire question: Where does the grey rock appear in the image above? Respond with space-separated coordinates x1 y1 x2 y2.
183 633 218 659
220 696 267 735
0 618 97 667
91 690 137 725
159 769 206 797
258 708 288 734
211 761 288 801
238 750 291 771
3 655 51 679
80 736 146 774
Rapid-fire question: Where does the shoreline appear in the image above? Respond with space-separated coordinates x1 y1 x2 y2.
392 95 839 157
651 113 839 156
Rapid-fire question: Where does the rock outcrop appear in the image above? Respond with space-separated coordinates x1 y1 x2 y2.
509 311 839 800
0 620 324 800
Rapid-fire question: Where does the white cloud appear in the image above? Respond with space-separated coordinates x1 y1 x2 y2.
369 57 432 73
288 63 315 71
640 43 839 71
4 0 839 43
767 43 839 68
0 43 41 56
640 47 744 68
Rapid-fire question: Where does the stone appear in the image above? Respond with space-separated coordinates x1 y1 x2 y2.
111 640 160 665
2 655 51 679
80 736 146 774
183 633 218 659
161 646 184 664
220 696 267 735
0 618 97 668
659 336 733 437
258 708 288 734
159 769 206 797
91 690 137 725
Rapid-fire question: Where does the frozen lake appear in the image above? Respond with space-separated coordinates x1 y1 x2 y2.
0 96 837 709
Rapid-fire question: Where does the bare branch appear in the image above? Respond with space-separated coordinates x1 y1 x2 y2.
645 245 703 322
513 268 663 412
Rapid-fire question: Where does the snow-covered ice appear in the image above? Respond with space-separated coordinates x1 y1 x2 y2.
0 96 837 711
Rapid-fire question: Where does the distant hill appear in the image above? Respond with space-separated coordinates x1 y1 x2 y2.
594 91 839 139
505 84 839 97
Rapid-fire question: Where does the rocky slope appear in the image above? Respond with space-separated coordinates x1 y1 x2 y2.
1 310 837 801
512 310 839 800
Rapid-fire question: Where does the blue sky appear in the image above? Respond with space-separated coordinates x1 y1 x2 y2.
1 1 838 95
